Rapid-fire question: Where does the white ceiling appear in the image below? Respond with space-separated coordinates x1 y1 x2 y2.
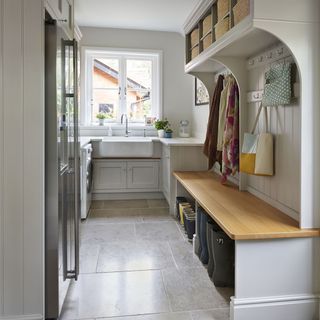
74 0 200 33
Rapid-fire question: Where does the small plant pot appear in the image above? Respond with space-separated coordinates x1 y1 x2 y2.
164 131 172 138
157 129 165 138
99 119 105 126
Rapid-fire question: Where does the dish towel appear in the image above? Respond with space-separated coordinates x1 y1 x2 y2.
203 75 224 170
221 77 239 183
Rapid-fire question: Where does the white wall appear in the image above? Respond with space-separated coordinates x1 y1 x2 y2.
246 54 300 218
0 0 44 319
79 27 194 136
192 85 209 139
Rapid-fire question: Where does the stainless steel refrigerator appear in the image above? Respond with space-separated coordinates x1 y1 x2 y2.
45 12 80 320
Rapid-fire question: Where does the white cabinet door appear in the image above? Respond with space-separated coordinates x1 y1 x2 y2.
93 161 126 190
162 146 170 201
127 161 160 190
45 0 73 39
60 0 73 38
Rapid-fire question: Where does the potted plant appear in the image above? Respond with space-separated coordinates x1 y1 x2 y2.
154 118 169 138
96 112 107 126
164 128 173 138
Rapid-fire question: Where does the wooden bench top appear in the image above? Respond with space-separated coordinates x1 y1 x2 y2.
173 171 320 240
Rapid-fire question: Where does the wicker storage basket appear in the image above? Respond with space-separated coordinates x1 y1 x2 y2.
190 28 199 48
203 33 212 50
217 0 229 21
202 14 212 35
233 0 250 25
191 45 199 60
215 17 229 40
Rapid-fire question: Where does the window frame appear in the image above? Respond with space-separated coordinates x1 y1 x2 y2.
81 47 163 127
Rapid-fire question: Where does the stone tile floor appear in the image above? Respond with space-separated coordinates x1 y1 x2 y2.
60 199 232 320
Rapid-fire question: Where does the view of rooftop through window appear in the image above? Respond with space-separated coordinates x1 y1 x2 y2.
91 55 154 124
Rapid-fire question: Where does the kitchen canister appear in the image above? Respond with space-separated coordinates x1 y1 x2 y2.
179 120 190 137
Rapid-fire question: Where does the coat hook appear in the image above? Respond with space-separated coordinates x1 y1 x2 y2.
258 56 263 62
248 59 255 66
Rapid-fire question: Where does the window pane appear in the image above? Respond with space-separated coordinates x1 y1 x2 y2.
126 60 152 90
93 58 119 89
126 90 151 121
92 89 118 122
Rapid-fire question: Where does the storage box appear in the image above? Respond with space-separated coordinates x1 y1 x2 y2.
215 17 229 40
217 0 229 21
190 28 199 47
191 45 199 60
233 0 250 25
202 14 212 35
202 33 212 50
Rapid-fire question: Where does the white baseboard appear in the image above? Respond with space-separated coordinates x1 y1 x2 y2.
231 294 320 320
0 315 43 320
92 192 164 200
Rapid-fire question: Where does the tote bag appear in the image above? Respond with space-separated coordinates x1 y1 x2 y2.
240 103 274 176
261 62 292 107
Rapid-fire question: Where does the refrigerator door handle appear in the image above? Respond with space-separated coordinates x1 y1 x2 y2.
62 38 80 281
73 38 80 281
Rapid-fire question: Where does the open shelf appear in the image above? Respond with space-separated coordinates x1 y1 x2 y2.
185 16 278 73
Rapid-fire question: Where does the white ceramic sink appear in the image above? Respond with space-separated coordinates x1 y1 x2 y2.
92 137 154 158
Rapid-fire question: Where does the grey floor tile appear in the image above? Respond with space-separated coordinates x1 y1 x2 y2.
191 308 230 320
168 240 202 269
135 221 184 241
88 208 143 224
79 244 100 274
96 241 175 272
140 208 174 222
80 223 136 245
99 312 192 320
102 199 149 209
147 199 169 208
162 267 231 312
60 271 170 319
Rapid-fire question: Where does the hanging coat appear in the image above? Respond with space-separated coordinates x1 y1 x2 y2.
221 78 239 183
203 75 224 170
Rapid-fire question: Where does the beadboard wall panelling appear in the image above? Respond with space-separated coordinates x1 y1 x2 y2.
3 0 24 313
0 0 44 317
0 0 4 315
22 0 44 315
246 56 300 216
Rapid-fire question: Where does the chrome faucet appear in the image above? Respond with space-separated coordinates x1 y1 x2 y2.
121 114 130 137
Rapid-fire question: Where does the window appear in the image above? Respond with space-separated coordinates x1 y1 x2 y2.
82 48 162 126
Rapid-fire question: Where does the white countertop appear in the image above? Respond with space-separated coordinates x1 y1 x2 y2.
157 137 204 146
80 136 204 148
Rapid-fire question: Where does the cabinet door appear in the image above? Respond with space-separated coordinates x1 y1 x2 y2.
127 161 160 190
61 0 73 38
93 161 126 191
45 0 62 18
162 146 170 200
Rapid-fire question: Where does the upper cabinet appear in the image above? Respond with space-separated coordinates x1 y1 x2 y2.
45 0 74 39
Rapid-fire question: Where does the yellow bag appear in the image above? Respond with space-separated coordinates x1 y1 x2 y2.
240 153 256 174
240 103 274 176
